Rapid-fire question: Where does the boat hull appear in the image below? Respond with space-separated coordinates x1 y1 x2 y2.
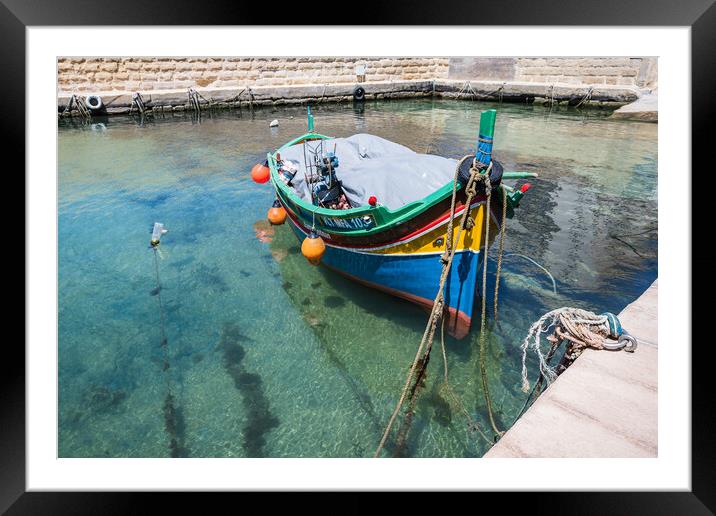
284 200 500 339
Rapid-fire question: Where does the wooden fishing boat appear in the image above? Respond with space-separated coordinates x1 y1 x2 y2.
253 108 533 338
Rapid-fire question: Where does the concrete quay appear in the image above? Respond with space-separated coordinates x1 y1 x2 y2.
57 79 642 116
485 280 658 458
611 93 658 122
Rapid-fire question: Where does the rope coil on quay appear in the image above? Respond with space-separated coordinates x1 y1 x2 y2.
520 307 638 393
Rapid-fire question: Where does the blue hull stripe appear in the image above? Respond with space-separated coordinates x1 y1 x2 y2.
288 223 480 324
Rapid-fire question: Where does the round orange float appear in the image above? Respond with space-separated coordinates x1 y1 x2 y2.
301 231 326 266
250 162 270 184
267 199 287 225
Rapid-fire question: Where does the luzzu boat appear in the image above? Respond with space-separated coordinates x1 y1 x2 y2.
253 108 534 338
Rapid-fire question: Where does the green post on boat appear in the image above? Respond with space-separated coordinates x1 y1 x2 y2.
475 109 497 167
307 106 314 132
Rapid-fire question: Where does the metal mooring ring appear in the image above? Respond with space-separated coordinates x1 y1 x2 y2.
619 332 638 352
603 331 638 352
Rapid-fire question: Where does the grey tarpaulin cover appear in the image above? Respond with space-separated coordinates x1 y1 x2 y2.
278 134 459 210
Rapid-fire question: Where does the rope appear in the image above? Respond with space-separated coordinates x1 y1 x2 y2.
458 81 478 100
546 85 556 108
374 155 484 457
63 94 92 120
492 186 508 322
317 84 327 104
152 245 181 457
188 88 201 113
60 95 75 117
439 315 493 445
152 248 170 373
130 92 140 115
187 88 214 112
503 253 557 294
511 339 560 424
520 307 617 392
374 154 514 454
475 173 503 438
574 86 593 109
483 82 506 102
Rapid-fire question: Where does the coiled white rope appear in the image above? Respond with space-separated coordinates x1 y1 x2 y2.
520 307 612 392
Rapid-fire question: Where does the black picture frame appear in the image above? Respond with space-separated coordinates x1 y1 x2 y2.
6 0 715 512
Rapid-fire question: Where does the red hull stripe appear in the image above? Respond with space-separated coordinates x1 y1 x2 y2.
285 196 492 251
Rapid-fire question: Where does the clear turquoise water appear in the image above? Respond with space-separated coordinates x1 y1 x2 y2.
58 99 657 458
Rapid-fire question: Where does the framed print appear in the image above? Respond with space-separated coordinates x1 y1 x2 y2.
7 0 715 512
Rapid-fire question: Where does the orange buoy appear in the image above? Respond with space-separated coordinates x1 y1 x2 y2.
250 162 270 184
267 199 287 225
301 230 326 266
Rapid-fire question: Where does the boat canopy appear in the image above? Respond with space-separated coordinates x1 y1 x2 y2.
278 134 460 210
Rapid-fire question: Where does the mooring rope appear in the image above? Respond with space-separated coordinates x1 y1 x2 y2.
492 186 508 322
511 338 561 425
374 156 478 457
439 316 493 445
519 307 633 393
60 95 75 118
152 244 182 457
62 94 92 120
458 81 478 100
503 253 557 294
574 86 594 109
374 156 507 456
187 88 213 113
76 95 92 120
130 92 146 116
475 173 503 438
152 247 170 372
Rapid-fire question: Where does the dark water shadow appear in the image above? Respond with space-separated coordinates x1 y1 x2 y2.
164 392 190 457
218 322 280 457
130 192 172 209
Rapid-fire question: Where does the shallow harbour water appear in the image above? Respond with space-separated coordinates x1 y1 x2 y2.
58 98 657 457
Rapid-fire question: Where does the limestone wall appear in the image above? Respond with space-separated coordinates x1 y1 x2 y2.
57 57 451 95
56 56 655 115
515 57 656 87
448 57 657 89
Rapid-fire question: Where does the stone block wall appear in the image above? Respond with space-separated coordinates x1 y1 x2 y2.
447 57 657 89
515 57 656 87
57 57 451 94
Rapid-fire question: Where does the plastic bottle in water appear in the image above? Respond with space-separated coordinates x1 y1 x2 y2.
150 222 168 247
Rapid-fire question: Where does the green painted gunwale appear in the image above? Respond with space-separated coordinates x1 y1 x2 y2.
267 132 461 236
266 109 523 236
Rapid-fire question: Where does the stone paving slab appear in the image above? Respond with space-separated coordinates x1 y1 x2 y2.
611 94 658 122
485 279 658 458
